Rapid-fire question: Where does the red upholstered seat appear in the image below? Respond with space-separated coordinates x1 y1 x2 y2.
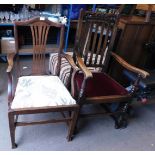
75 72 128 97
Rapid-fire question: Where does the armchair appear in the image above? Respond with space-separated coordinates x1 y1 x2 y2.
72 9 150 129
7 17 79 148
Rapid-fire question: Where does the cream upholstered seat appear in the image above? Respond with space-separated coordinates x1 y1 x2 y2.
11 76 76 109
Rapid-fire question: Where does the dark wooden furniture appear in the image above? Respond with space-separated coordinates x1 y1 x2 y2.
133 4 155 22
72 10 149 129
7 17 79 149
109 16 155 84
116 16 155 67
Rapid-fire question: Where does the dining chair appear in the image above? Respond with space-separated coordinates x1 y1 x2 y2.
7 17 79 148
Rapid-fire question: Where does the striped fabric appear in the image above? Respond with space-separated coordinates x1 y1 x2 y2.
49 53 72 88
49 52 104 88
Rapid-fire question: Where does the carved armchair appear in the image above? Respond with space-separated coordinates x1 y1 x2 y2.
72 9 150 129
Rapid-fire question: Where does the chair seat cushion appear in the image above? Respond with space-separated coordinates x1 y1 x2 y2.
74 72 128 97
11 76 76 109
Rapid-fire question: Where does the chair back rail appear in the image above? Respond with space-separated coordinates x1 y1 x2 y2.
14 17 65 76
74 9 119 70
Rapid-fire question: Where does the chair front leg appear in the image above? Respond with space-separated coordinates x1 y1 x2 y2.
8 112 17 149
67 108 79 141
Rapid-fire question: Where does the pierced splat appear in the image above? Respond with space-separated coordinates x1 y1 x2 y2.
14 17 65 76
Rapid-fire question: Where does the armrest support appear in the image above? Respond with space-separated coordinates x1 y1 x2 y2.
61 53 79 71
6 53 15 73
7 71 13 105
111 52 150 78
6 53 15 105
75 53 93 103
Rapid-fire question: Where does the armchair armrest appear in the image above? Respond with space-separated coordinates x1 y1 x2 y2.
61 53 79 71
62 52 93 79
111 52 150 79
76 53 93 79
67 52 93 101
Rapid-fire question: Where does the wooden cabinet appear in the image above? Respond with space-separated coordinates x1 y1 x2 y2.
116 16 155 67
109 16 155 84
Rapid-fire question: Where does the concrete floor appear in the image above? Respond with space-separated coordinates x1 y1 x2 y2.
0 60 155 151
